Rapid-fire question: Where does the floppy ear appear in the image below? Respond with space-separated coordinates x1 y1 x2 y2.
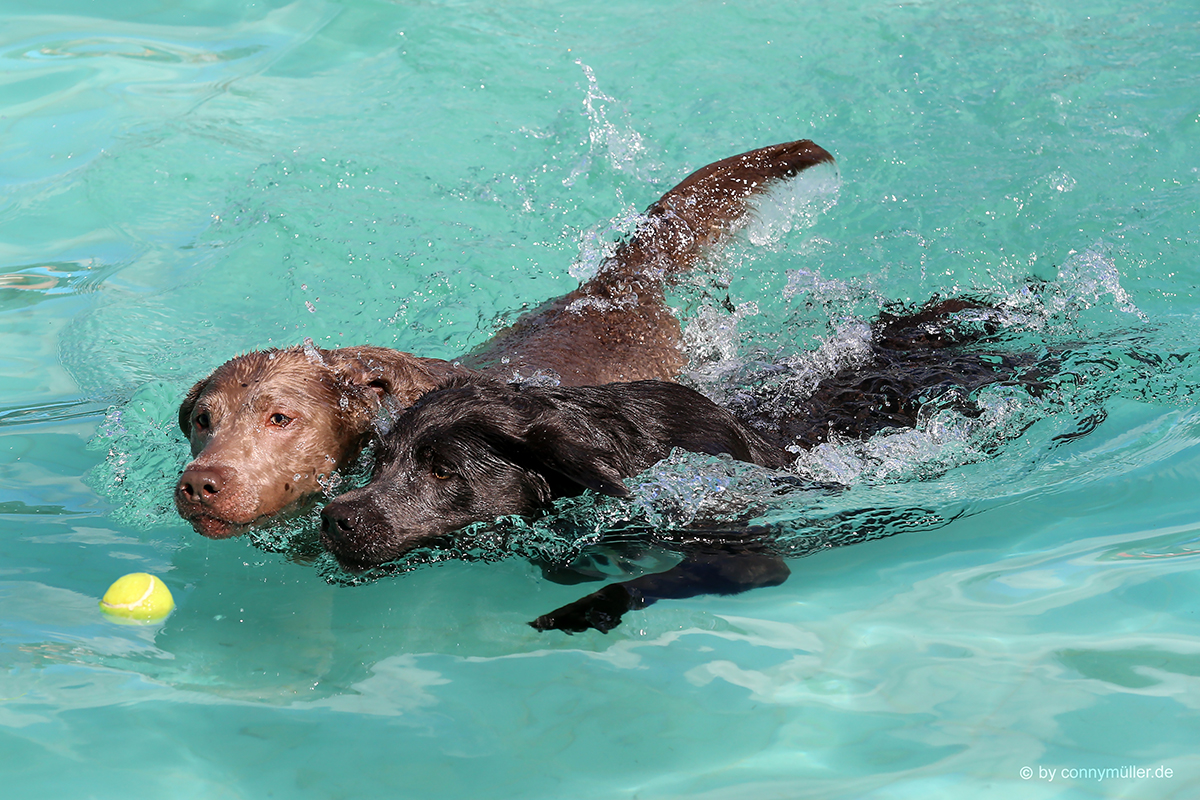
178 378 208 436
323 346 464 408
512 423 631 499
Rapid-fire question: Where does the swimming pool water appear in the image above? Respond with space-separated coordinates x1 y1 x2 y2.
3 0 1200 797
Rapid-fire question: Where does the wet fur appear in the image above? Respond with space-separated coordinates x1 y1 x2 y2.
174 140 836 536
174 345 463 538
319 379 786 571
733 298 1046 449
321 298 1047 632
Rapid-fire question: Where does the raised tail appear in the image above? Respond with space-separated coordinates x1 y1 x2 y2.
605 139 837 279
463 140 836 385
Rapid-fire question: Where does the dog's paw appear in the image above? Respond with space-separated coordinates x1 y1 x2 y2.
529 583 635 634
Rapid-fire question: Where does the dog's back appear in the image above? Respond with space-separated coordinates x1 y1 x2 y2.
175 140 835 535
506 380 788 477
731 298 1046 449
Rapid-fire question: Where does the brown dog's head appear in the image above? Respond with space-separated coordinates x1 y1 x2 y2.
175 344 464 539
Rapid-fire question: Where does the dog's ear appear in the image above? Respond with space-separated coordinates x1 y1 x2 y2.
324 346 464 408
179 378 208 436
512 424 631 499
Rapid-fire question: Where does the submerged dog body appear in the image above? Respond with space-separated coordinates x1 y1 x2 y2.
175 140 836 537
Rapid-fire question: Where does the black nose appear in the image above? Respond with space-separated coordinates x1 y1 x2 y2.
320 504 356 544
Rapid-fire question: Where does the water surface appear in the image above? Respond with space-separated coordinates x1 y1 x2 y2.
2 1 1199 797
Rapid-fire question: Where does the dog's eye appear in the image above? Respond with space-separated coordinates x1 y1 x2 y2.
431 465 453 480
269 413 293 427
194 412 211 430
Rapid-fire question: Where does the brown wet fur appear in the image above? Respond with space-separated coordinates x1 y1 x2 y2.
460 139 835 383
175 346 465 537
175 140 836 536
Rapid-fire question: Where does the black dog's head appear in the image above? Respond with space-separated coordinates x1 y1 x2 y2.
319 381 635 571
319 378 784 571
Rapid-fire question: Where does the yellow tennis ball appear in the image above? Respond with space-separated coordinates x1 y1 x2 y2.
99 573 175 622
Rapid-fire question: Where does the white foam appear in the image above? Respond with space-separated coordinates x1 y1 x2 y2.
777 320 873 388
787 384 1041 486
684 308 873 403
740 159 840 249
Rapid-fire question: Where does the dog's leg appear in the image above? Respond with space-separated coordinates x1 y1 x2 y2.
529 550 791 634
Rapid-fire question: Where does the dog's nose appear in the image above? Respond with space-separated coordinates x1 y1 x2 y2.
320 505 356 543
176 466 228 506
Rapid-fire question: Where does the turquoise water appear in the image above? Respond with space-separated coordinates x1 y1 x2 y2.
3 0 1200 797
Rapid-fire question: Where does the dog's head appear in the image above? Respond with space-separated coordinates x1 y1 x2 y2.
175 345 463 538
319 380 631 571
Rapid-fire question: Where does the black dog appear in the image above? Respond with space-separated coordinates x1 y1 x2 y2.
322 298 1045 632
320 377 796 632
320 379 786 562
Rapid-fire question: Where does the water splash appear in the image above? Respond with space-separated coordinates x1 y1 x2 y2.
1053 242 1143 320
681 300 764 377
743 159 841 249
787 384 1041 486
301 336 325 363
85 380 190 528
85 227 1193 588
564 61 662 188
567 203 647 282
783 266 884 320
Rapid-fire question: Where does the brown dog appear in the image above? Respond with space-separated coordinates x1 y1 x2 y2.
175 140 835 538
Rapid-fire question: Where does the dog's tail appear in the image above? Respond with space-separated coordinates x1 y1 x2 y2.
603 139 837 280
